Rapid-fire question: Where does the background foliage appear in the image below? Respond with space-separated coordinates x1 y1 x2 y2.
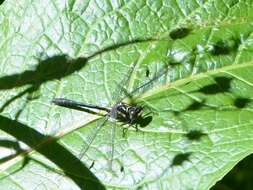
0 0 253 189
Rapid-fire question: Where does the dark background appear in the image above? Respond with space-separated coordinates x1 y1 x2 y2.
212 154 253 190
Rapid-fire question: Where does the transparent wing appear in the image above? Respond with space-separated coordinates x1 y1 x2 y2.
76 61 139 167
128 63 170 99
104 61 139 170
111 60 139 101
78 116 109 160
114 62 172 118
128 49 197 98
108 120 116 171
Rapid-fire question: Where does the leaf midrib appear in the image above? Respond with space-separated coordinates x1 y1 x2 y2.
138 61 253 101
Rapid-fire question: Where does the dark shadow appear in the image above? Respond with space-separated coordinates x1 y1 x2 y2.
120 165 124 172
0 0 5 5
184 101 205 111
150 75 247 118
90 38 155 57
166 76 250 116
171 99 207 116
0 35 231 187
0 142 96 184
209 38 240 56
136 115 153 128
199 76 232 94
172 96 251 117
0 154 18 166
227 0 239 8
145 68 150 78
169 61 182 66
171 152 192 166
0 139 21 151
0 115 105 190
185 130 207 141
0 55 88 115
0 38 155 90
0 55 87 90
0 139 28 178
169 27 191 40
211 153 253 190
0 37 155 115
0 153 19 164
0 154 30 181
234 97 251 108
0 139 23 164
178 100 206 115
0 86 36 113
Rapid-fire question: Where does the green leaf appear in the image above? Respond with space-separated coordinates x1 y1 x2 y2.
0 0 253 190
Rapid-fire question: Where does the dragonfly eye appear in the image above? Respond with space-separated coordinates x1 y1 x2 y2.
136 106 143 114
129 106 143 116
130 110 135 115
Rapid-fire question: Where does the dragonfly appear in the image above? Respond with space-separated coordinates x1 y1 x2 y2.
52 61 170 170
52 99 143 128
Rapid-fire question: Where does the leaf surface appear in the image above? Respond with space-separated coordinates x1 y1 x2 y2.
0 0 253 190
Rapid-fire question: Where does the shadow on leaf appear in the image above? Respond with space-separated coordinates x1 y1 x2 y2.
0 55 87 90
0 115 105 190
199 76 233 94
171 152 192 167
0 37 155 91
209 38 241 56
172 100 207 116
0 37 156 116
0 55 88 117
185 130 207 141
169 27 192 40
211 153 253 190
0 139 23 164
234 97 251 108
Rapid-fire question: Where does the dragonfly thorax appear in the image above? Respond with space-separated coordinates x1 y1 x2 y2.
110 102 143 124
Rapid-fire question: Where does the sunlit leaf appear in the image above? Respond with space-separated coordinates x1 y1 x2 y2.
0 0 253 190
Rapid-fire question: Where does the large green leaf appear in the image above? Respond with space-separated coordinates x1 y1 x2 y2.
0 0 253 189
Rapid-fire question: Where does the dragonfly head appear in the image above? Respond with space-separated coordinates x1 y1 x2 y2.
128 105 143 122
113 102 143 123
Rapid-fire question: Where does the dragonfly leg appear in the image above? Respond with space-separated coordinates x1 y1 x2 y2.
122 128 128 137
133 124 139 132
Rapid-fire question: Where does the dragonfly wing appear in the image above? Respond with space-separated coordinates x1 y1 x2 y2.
78 116 109 160
129 64 170 97
111 60 139 101
108 120 116 171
